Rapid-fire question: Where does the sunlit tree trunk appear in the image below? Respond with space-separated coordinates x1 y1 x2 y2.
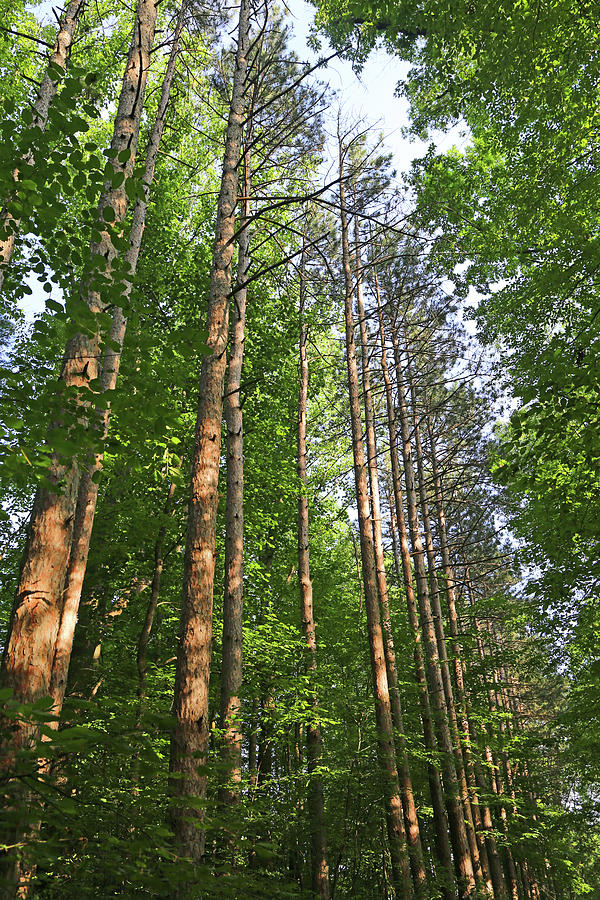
0 0 159 793
390 316 475 899
169 0 251 875
354 238 426 899
374 270 455 899
337 135 412 899
48 1 186 722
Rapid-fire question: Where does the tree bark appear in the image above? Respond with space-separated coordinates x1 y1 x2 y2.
0 0 85 290
169 0 250 874
297 241 330 900
390 316 475 899
426 416 507 900
47 2 186 721
373 269 455 900
404 348 482 884
218 72 254 815
354 230 426 899
0 0 159 777
337 135 412 899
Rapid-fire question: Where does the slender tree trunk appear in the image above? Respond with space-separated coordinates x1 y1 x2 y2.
337 136 411 899
0 0 159 797
354 232 426 899
219 76 254 815
426 417 507 900
47 4 186 721
404 349 482 884
248 695 260 785
257 690 275 786
466 574 520 900
0 0 85 290
297 242 330 899
390 316 475 899
373 271 455 899
169 0 250 875
136 472 179 716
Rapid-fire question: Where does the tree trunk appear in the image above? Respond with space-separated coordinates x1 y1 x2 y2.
466 573 520 900
404 348 482 884
373 270 455 900
0 0 85 290
297 242 330 900
169 0 250 875
390 316 475 899
337 136 411 899
47 3 186 721
137 472 179 716
354 232 425 899
426 417 506 899
0 0 159 786
219 75 254 815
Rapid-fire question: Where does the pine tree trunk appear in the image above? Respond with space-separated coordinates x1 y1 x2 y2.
337 136 412 899
426 417 507 899
169 0 250 874
219 81 254 814
390 317 476 899
354 233 425 899
0 0 84 290
47 4 186 720
467 574 520 900
297 243 330 900
374 271 455 899
0 0 159 765
404 349 482 884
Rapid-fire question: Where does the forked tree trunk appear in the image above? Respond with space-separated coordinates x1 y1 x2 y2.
353 229 426 899
373 270 455 900
297 243 330 900
337 136 412 899
48 1 186 721
389 315 475 899
0 0 159 769
0 0 85 290
169 0 250 875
